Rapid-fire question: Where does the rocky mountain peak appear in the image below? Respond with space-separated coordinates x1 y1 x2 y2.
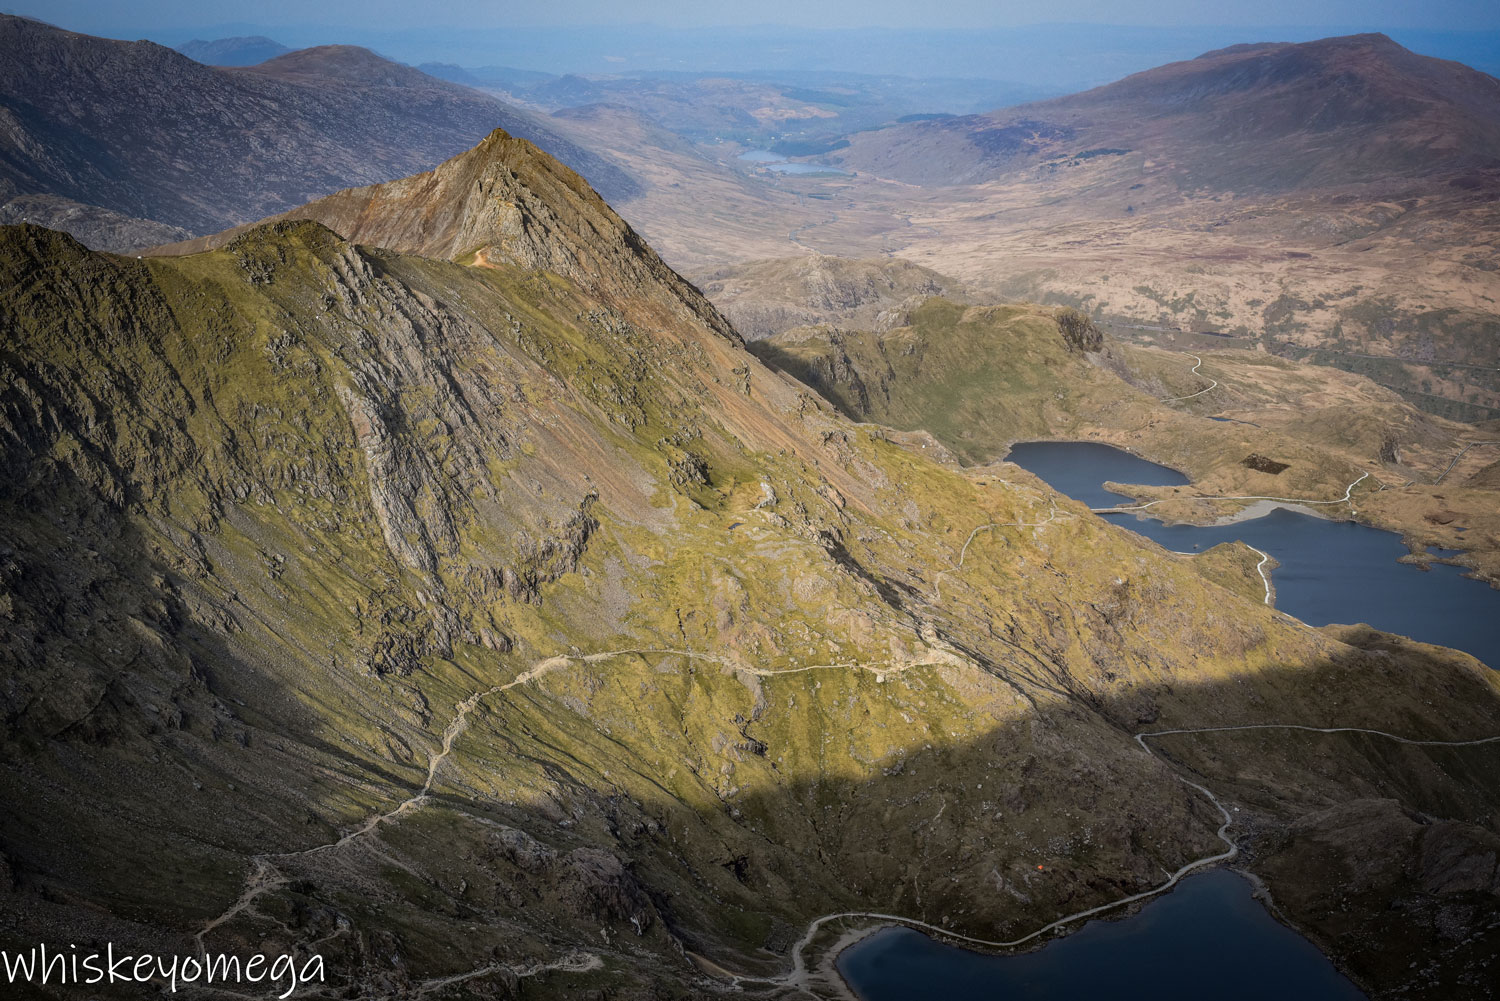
154 128 739 341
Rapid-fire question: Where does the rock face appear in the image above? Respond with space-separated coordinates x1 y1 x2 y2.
3 130 1500 1000
0 193 191 251
0 16 639 250
154 129 732 341
697 255 967 340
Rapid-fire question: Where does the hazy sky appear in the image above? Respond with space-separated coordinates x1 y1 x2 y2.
15 0 1500 31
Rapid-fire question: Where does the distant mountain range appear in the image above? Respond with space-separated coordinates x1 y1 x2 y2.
834 33 1500 189
440 66 1053 144
126 23 1500 88
173 34 290 65
748 33 1500 421
6 17 1497 419
0 16 639 251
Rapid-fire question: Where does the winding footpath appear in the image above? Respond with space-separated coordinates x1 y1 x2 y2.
729 722 1500 996
194 654 579 950
402 951 603 999
928 483 1074 603
1160 354 1217 403
1433 441 1500 485
1245 545 1273 604
193 635 1500 997
195 643 966 954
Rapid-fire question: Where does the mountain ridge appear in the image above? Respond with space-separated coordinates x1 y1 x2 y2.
4 123 1500 999
174 34 291 66
149 128 737 341
0 16 640 249
834 32 1500 188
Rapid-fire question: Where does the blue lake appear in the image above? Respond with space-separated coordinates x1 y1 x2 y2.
737 150 850 175
839 440 1480 1001
765 162 849 175
1005 441 1190 508
838 869 1367 1001
1004 441 1498 669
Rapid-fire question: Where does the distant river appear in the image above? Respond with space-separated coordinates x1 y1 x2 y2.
838 869 1366 1001
1005 440 1498 670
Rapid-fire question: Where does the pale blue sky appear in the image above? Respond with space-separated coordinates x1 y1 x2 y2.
12 0 1500 31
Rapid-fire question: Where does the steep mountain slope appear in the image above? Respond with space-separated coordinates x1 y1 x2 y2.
0 16 638 251
0 193 191 248
150 129 726 337
4 132 1500 1000
834 33 1500 189
754 300 1500 581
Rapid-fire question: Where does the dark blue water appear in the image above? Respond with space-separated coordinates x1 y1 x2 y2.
1005 441 1498 669
1005 441 1190 508
838 870 1367 1001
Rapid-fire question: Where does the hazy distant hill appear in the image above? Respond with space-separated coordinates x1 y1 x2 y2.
835 33 1500 189
0 16 639 250
774 33 1500 420
174 35 291 66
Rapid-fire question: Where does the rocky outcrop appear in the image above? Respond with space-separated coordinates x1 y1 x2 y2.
154 130 735 343
1257 798 1500 998
1054 307 1104 354
698 254 966 340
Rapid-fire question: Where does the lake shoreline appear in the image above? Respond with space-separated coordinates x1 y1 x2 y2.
1003 439 1498 669
833 869 1368 1001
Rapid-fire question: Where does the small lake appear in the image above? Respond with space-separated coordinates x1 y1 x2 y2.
737 150 850 175
838 869 1367 1001
1005 441 1498 669
765 162 850 175
1005 441 1190 508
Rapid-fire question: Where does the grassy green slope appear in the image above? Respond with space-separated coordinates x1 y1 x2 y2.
2 224 1498 999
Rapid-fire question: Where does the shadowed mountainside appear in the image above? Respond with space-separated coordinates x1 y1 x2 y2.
3 129 1499 1001
0 16 639 251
